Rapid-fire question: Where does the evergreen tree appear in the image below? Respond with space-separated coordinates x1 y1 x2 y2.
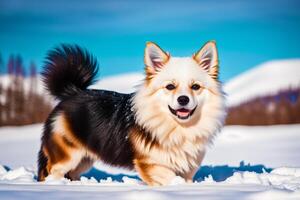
7 55 15 75
0 53 4 74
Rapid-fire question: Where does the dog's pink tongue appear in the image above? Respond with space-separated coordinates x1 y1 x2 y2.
177 109 190 117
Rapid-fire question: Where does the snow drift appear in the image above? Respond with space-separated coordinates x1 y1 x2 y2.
1 123 300 199
224 59 300 106
1 165 300 191
91 59 300 107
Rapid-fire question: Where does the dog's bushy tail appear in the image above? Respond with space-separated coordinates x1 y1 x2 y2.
42 44 99 100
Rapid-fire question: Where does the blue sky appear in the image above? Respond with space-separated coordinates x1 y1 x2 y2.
0 0 300 82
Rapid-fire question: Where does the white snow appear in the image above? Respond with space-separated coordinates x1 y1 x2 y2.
0 164 300 199
205 124 300 167
0 124 42 168
224 168 300 191
89 73 144 93
1 164 300 197
224 59 300 106
0 124 300 199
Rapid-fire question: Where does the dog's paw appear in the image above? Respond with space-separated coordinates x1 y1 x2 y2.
169 176 186 185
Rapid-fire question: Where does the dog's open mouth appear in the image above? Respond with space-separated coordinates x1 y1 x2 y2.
168 105 197 120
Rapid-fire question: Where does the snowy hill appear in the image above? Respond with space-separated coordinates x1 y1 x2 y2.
224 59 300 106
91 59 300 107
2 59 299 106
89 73 144 93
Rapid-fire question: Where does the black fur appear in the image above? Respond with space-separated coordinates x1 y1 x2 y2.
37 147 48 180
38 44 141 179
58 89 136 168
42 44 99 100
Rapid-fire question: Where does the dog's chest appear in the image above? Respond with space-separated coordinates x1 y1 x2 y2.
149 138 204 173
130 125 206 173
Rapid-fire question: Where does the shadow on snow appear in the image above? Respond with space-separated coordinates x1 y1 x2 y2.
82 161 272 182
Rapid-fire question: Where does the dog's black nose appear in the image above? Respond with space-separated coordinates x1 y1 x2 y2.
177 95 190 106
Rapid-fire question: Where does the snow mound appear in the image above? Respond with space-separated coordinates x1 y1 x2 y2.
0 165 300 192
224 59 300 106
90 59 300 106
90 73 144 93
225 167 300 191
0 165 141 186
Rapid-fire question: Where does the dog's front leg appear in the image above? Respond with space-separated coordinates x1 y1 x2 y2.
182 167 198 183
134 159 176 186
182 150 206 183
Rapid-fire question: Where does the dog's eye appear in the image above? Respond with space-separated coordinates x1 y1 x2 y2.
191 84 201 90
166 84 176 90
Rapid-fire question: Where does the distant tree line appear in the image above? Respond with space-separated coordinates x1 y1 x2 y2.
226 87 300 125
0 54 52 126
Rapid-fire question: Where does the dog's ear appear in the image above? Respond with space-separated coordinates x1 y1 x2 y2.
193 41 219 80
144 42 170 75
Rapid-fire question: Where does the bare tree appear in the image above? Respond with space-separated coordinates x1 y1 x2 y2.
226 87 300 125
0 55 52 126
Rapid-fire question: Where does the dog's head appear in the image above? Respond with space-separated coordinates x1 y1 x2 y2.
133 41 225 145
139 41 219 125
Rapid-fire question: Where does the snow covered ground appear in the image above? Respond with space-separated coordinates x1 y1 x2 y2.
0 124 300 199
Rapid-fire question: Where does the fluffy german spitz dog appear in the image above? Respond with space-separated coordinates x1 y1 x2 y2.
37 41 226 185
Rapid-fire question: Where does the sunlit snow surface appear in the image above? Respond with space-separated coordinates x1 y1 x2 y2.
0 164 300 200
0 124 300 199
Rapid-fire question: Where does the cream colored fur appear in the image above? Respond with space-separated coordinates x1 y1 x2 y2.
132 41 226 182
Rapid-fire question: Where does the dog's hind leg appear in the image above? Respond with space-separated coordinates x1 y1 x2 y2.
65 157 94 180
37 147 49 181
41 132 85 181
38 113 93 181
48 150 84 180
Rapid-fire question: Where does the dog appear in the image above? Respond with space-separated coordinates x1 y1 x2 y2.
37 41 226 186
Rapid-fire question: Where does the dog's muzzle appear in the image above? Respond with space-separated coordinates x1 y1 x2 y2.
168 105 197 120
